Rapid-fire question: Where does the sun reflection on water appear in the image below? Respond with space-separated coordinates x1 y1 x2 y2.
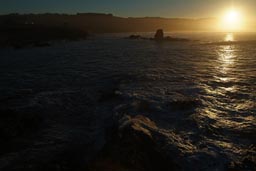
217 45 235 75
203 35 238 104
195 34 255 161
225 33 234 42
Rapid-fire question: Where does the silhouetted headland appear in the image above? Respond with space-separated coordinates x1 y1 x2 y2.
0 13 217 48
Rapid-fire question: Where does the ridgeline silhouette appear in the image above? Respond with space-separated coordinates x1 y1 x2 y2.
0 13 217 32
0 13 217 48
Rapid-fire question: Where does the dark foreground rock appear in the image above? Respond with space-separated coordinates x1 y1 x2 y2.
0 108 44 142
89 115 179 171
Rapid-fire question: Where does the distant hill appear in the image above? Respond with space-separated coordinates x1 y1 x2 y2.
0 13 218 33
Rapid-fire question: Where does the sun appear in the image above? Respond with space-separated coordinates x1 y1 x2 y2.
225 10 240 24
220 8 244 31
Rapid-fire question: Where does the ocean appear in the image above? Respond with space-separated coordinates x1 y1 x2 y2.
0 32 255 170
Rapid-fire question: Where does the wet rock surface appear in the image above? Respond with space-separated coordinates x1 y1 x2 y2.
89 115 179 171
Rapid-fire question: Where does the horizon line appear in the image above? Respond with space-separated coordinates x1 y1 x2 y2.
0 12 217 20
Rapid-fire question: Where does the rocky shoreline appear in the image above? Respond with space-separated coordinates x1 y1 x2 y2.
127 29 191 42
89 115 179 171
0 32 255 171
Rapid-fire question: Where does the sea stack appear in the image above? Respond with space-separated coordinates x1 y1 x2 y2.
154 29 164 40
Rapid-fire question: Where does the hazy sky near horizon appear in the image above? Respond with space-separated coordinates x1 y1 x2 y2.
1 0 256 18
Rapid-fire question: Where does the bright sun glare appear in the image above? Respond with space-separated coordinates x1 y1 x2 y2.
221 8 243 31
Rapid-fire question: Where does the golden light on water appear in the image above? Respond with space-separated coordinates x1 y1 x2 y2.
218 45 235 73
216 41 236 83
225 33 234 41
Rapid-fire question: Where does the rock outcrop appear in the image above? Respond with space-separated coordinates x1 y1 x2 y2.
89 115 178 171
154 29 164 40
127 29 190 42
154 29 190 41
128 35 142 39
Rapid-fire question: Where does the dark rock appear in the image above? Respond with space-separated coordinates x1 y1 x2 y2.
89 115 178 171
33 41 51 47
98 88 121 103
152 29 191 42
168 98 200 111
0 108 44 141
126 30 191 42
0 107 45 157
128 35 142 39
154 29 164 40
164 36 190 42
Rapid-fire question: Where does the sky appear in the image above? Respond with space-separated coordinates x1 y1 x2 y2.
0 0 256 19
